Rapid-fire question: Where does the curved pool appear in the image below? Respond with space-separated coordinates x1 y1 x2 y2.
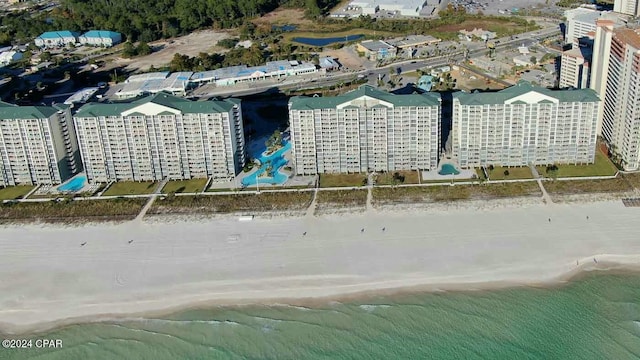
58 175 87 192
242 141 291 187
438 164 460 176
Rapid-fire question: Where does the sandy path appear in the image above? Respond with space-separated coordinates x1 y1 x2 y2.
1 200 640 334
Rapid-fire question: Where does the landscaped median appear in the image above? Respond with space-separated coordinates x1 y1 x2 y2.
536 151 618 178
319 173 367 188
486 166 533 180
0 198 146 223
0 185 34 201
162 178 208 194
315 189 368 214
375 170 420 185
101 181 158 196
372 182 542 207
148 192 314 215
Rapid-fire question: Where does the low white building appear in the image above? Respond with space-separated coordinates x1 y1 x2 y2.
189 60 318 87
78 30 122 47
115 72 193 99
0 51 22 66
347 0 426 16
34 31 79 48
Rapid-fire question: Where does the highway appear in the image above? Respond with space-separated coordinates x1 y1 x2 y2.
189 25 562 98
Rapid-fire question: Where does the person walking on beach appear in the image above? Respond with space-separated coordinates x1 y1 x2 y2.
548 218 551 222
382 227 386 232
586 215 589 220
361 228 365 233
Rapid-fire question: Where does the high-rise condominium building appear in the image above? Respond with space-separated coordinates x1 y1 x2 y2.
614 0 640 16
600 27 640 170
565 7 602 45
288 85 441 175
560 45 592 89
73 93 244 182
0 102 79 186
452 82 600 168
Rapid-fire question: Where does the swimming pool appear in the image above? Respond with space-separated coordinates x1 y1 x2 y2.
57 175 87 192
242 141 291 187
438 164 460 176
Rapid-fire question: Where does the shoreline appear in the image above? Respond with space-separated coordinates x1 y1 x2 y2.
1 199 640 335
1 262 638 337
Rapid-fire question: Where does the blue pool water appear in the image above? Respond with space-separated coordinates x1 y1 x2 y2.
438 164 460 175
272 24 297 32
292 35 364 47
57 175 87 192
241 141 292 187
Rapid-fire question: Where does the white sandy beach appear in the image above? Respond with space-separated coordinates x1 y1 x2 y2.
2 200 640 334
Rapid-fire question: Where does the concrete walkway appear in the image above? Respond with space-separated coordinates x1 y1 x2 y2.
530 165 553 205
135 179 169 222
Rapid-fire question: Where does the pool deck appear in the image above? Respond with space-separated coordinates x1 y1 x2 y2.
422 160 476 181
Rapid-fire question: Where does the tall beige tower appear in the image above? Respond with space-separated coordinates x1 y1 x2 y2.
599 27 640 170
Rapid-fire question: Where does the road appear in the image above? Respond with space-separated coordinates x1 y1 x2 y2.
190 25 562 98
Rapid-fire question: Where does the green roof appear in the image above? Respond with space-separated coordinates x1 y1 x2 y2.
289 85 441 110
453 81 600 105
74 93 238 117
0 101 58 119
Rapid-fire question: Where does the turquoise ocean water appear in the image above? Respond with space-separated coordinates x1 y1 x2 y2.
3 271 640 359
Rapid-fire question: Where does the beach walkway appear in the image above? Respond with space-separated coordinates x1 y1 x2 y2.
135 179 169 221
530 165 553 205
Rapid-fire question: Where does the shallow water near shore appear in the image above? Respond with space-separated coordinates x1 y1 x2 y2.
3 271 640 359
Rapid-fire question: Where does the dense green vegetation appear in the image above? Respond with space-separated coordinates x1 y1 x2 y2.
0 11 55 45
52 0 338 42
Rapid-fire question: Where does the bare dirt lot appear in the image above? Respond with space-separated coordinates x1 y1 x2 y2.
252 8 314 28
108 30 233 72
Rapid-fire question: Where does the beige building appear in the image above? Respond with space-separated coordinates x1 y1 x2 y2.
559 47 592 89
73 93 245 182
288 85 441 175
599 27 640 170
0 103 79 186
452 82 600 168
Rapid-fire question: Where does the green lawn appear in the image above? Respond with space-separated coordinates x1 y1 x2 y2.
0 185 34 200
536 151 618 178
102 181 157 196
319 173 367 188
487 166 533 180
375 170 420 185
162 178 208 194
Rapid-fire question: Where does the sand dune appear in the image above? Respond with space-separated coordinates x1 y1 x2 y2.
1 200 640 334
